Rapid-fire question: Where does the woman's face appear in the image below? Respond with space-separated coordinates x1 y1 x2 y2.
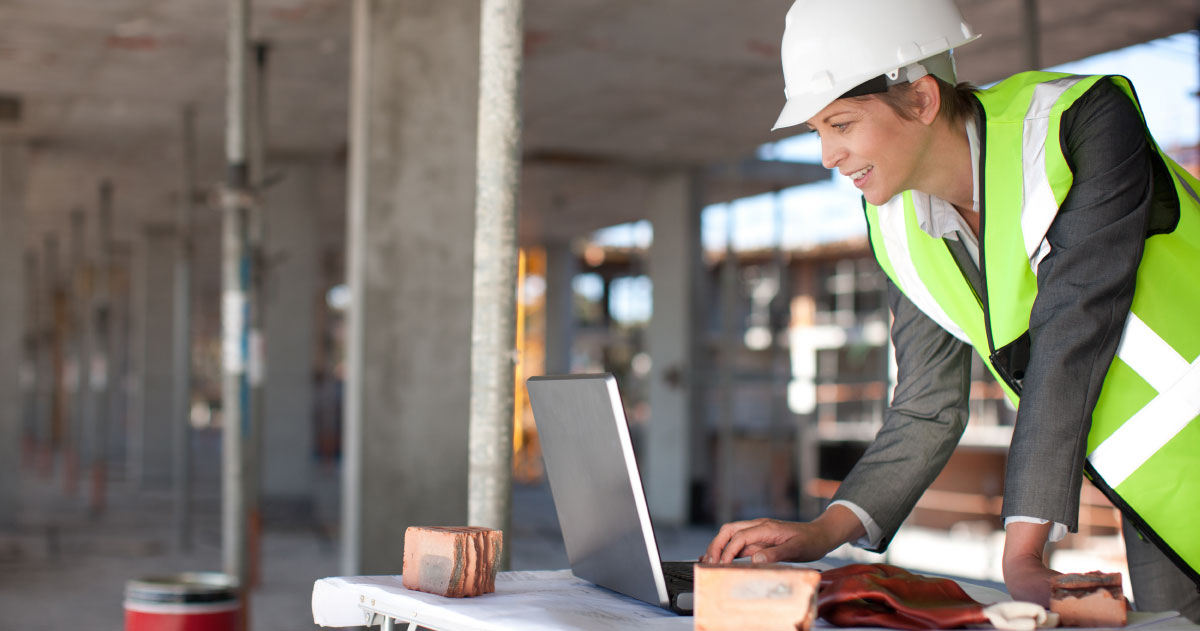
806 95 930 206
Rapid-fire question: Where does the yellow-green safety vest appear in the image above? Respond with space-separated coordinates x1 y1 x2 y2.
864 72 1200 585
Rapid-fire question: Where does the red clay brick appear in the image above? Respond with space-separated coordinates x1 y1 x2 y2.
401 526 503 598
694 564 820 631
1050 572 1126 628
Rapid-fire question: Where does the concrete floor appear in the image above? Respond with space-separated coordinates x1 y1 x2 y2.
14 426 1130 629
2 463 333 630
0 433 720 631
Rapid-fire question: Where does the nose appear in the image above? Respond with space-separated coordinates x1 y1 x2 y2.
820 138 845 170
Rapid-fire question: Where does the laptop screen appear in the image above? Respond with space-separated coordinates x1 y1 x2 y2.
526 374 671 608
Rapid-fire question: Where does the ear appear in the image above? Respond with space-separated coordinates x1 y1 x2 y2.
911 75 942 126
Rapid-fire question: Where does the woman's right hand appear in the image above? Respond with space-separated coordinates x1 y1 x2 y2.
702 517 838 564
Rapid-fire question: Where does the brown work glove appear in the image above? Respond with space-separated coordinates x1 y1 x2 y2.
819 563 1056 630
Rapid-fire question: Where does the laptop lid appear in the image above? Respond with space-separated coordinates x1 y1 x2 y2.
526 374 672 609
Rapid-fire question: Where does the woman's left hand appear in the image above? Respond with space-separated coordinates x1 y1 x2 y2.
1002 520 1061 606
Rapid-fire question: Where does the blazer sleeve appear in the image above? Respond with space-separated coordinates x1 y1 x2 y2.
1000 78 1157 528
831 280 973 551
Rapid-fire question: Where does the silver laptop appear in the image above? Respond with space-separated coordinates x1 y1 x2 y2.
526 373 694 614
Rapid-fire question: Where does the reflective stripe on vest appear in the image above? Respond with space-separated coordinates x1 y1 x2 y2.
874 193 971 344
1094 316 1200 487
1020 76 1085 272
864 72 1200 581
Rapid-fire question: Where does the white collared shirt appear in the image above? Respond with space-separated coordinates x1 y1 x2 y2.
914 117 980 266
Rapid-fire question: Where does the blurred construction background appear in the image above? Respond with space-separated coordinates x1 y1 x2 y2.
1 0 1198 629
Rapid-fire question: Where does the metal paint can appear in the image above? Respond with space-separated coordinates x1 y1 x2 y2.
124 572 240 631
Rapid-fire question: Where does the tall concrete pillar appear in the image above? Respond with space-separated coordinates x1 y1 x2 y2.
645 170 703 527
262 160 317 505
0 143 29 527
542 241 576 376
137 224 178 490
341 0 480 575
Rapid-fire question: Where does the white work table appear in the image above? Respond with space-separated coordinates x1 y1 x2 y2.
312 568 1196 631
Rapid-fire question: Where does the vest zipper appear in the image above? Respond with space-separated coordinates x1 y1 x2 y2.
976 109 997 359
943 240 984 310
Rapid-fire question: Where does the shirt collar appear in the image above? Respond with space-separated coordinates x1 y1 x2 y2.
913 117 980 240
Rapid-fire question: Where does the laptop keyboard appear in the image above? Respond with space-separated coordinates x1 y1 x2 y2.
661 562 694 583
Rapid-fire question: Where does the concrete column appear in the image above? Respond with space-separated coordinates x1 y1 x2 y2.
342 0 480 575
0 143 28 527
138 224 178 490
262 160 317 504
542 241 576 375
645 170 702 527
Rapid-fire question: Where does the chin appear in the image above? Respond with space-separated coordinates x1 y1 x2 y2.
862 189 893 206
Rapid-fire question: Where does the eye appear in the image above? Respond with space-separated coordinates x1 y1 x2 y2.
833 122 850 132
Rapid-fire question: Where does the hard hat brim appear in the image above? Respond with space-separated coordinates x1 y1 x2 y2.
770 67 886 132
771 96 816 132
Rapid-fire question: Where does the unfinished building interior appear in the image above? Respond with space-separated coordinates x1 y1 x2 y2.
1 0 1198 628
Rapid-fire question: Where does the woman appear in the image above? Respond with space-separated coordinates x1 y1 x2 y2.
703 0 1200 619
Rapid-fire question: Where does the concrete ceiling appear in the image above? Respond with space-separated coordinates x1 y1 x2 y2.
1 0 1197 250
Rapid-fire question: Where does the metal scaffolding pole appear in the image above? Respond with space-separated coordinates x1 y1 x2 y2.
769 192 797 518
22 250 39 469
340 0 369 577
1023 0 1041 71
28 247 45 467
173 105 197 552
22 250 39 465
42 233 61 473
222 0 253 620
246 40 270 588
467 0 524 568
108 242 133 482
89 180 113 516
67 209 89 497
716 206 738 527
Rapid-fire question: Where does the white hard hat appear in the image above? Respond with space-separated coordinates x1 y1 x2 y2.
772 0 980 131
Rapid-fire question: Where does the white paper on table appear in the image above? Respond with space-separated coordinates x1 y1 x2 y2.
312 569 1197 631
313 570 682 630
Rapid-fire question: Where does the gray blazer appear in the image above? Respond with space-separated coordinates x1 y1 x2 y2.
832 78 1165 551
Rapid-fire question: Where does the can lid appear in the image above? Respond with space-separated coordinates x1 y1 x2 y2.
125 572 239 604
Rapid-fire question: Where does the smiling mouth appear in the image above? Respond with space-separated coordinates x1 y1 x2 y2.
848 166 873 181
